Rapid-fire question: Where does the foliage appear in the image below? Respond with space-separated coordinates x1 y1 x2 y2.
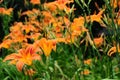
0 0 120 80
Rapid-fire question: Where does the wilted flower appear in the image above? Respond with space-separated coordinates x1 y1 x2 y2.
24 68 36 76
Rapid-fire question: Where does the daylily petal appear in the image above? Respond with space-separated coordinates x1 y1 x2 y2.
30 0 40 5
93 37 103 47
16 61 24 71
107 47 116 56
38 38 56 56
3 53 21 62
32 54 41 60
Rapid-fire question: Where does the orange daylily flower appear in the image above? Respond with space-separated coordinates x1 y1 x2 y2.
110 0 120 8
107 45 120 56
65 33 77 43
21 42 31 49
21 9 40 18
30 32 41 38
44 0 73 12
53 22 63 33
52 17 70 36
56 0 73 9
0 39 12 49
84 59 92 65
81 69 90 75
71 17 87 37
10 22 23 32
93 37 104 47
26 33 41 41
3 46 41 71
29 20 40 28
87 9 105 22
116 18 120 25
55 16 70 27
36 38 56 56
7 31 27 42
22 24 36 33
42 11 55 26
23 20 41 32
30 0 40 5
72 17 85 27
57 0 73 4
44 2 57 12
0 7 13 15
